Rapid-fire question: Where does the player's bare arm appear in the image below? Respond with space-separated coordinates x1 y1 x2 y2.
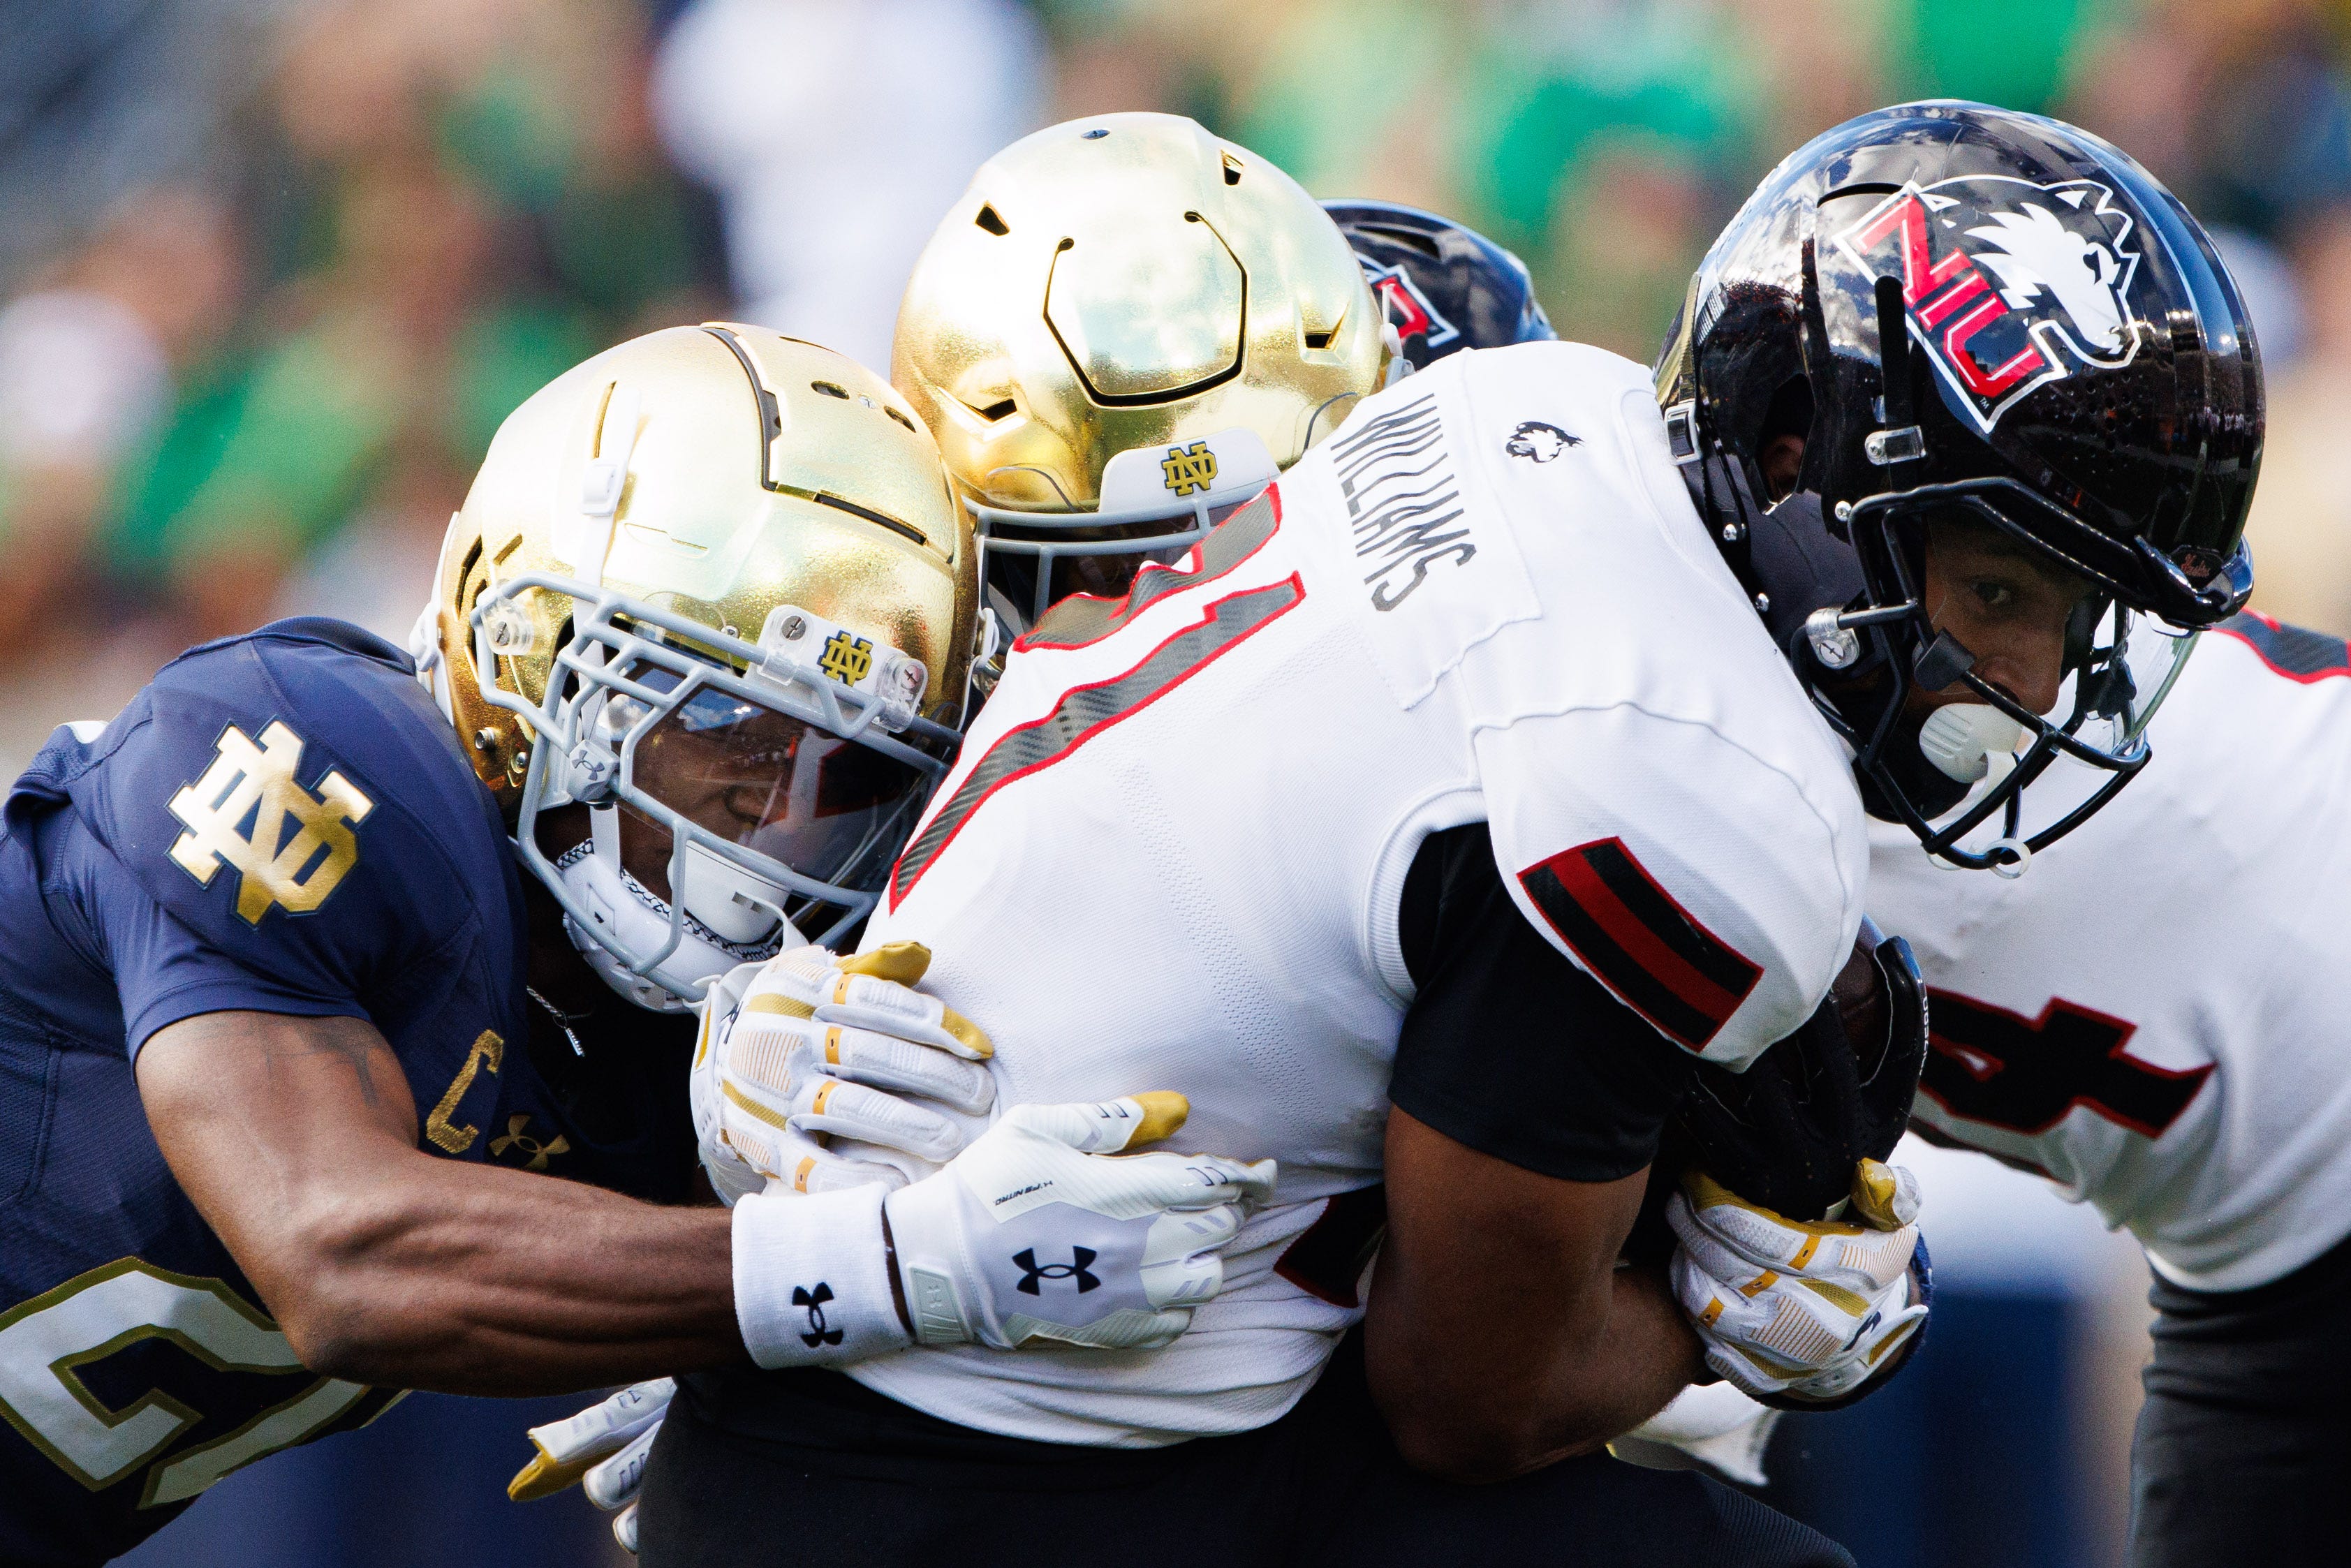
139 1009 744 1395
1366 1111 1700 1482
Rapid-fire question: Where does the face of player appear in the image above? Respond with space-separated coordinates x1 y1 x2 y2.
1760 431 2091 719
1909 517 2096 718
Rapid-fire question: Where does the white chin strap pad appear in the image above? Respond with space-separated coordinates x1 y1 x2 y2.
557 834 797 1012
677 841 790 946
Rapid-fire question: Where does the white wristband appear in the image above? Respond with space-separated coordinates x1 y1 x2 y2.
731 1184 911 1368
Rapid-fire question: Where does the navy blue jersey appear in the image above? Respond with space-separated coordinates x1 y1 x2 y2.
0 620 691 1566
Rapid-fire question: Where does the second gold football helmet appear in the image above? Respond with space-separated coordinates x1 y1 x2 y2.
415 325 976 1008
893 112 1390 630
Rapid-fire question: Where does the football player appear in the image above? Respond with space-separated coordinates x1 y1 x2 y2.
1861 629 2341 1568
628 107 2255 1566
891 114 1394 649
1348 135 2311 1562
0 324 1272 1567
1325 196 1557 372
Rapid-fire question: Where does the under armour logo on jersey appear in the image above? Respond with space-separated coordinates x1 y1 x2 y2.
1012 1247 1100 1295
488 1114 570 1173
818 629 875 686
168 722 375 924
792 1282 843 1347
1160 441 1218 496
1505 421 1579 462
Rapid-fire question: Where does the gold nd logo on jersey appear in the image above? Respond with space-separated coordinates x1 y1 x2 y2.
1160 441 1218 497
168 722 374 924
818 629 875 686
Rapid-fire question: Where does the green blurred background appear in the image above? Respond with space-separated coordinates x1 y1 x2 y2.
3 1 2344 1562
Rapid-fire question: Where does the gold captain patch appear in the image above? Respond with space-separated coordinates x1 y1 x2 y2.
1160 441 1218 497
168 722 374 924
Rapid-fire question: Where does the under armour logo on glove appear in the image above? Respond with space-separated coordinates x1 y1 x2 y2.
1012 1246 1100 1295
791 1282 843 1347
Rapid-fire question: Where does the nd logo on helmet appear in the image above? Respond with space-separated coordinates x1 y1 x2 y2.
168 722 374 924
1160 441 1218 497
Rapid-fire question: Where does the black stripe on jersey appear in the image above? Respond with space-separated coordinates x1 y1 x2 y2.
1579 840 1762 1000
1518 840 1762 1053
2215 611 2351 681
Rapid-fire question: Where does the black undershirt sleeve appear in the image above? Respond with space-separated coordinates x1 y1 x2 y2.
1389 822 1696 1183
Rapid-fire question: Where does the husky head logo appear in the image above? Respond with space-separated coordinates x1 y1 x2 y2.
1833 176 2145 433
1359 258 1459 353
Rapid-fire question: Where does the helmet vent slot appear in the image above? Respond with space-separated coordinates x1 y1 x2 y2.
1304 327 1337 350
815 490 930 549
1221 154 1243 186
974 203 1010 235
885 406 919 433
969 397 1016 422
810 380 850 399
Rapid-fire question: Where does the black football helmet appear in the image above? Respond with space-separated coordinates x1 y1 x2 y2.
1657 102 2261 872
1325 199 1556 369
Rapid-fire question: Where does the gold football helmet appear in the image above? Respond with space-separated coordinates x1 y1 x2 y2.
415 325 977 1009
893 112 1389 631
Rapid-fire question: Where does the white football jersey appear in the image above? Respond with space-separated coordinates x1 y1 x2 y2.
854 341 1869 1446
1870 618 2351 1292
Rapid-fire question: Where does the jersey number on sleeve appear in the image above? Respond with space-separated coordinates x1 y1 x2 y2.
891 489 1301 904
0 1258 398 1506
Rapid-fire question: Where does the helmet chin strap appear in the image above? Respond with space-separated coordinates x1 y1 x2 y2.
557 808 799 1012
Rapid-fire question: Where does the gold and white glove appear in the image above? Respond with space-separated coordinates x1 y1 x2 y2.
735 1093 1278 1364
1667 1161 1929 1408
508 1377 672 1554
692 942 995 1203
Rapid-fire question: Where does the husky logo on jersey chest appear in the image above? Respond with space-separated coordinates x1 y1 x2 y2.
1833 175 2143 433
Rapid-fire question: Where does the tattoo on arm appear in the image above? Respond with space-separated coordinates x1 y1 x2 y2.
246 1015 390 1109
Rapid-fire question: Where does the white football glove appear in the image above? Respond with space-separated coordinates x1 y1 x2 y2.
1667 1162 1929 1407
692 942 995 1203
733 1093 1278 1365
507 1377 672 1553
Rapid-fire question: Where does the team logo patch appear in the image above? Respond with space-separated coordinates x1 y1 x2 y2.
1505 421 1579 462
168 721 374 924
1160 440 1218 497
1518 838 1762 1053
1361 258 1458 353
817 628 876 686
1832 175 2144 433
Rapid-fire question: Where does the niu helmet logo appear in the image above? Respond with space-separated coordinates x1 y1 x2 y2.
1012 1247 1100 1295
1834 175 2144 433
1361 259 1459 353
792 1282 843 1347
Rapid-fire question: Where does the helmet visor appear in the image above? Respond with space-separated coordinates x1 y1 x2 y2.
626 672 928 891
2054 600 2199 758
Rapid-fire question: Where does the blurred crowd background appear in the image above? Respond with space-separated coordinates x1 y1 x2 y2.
1 0 2334 1562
